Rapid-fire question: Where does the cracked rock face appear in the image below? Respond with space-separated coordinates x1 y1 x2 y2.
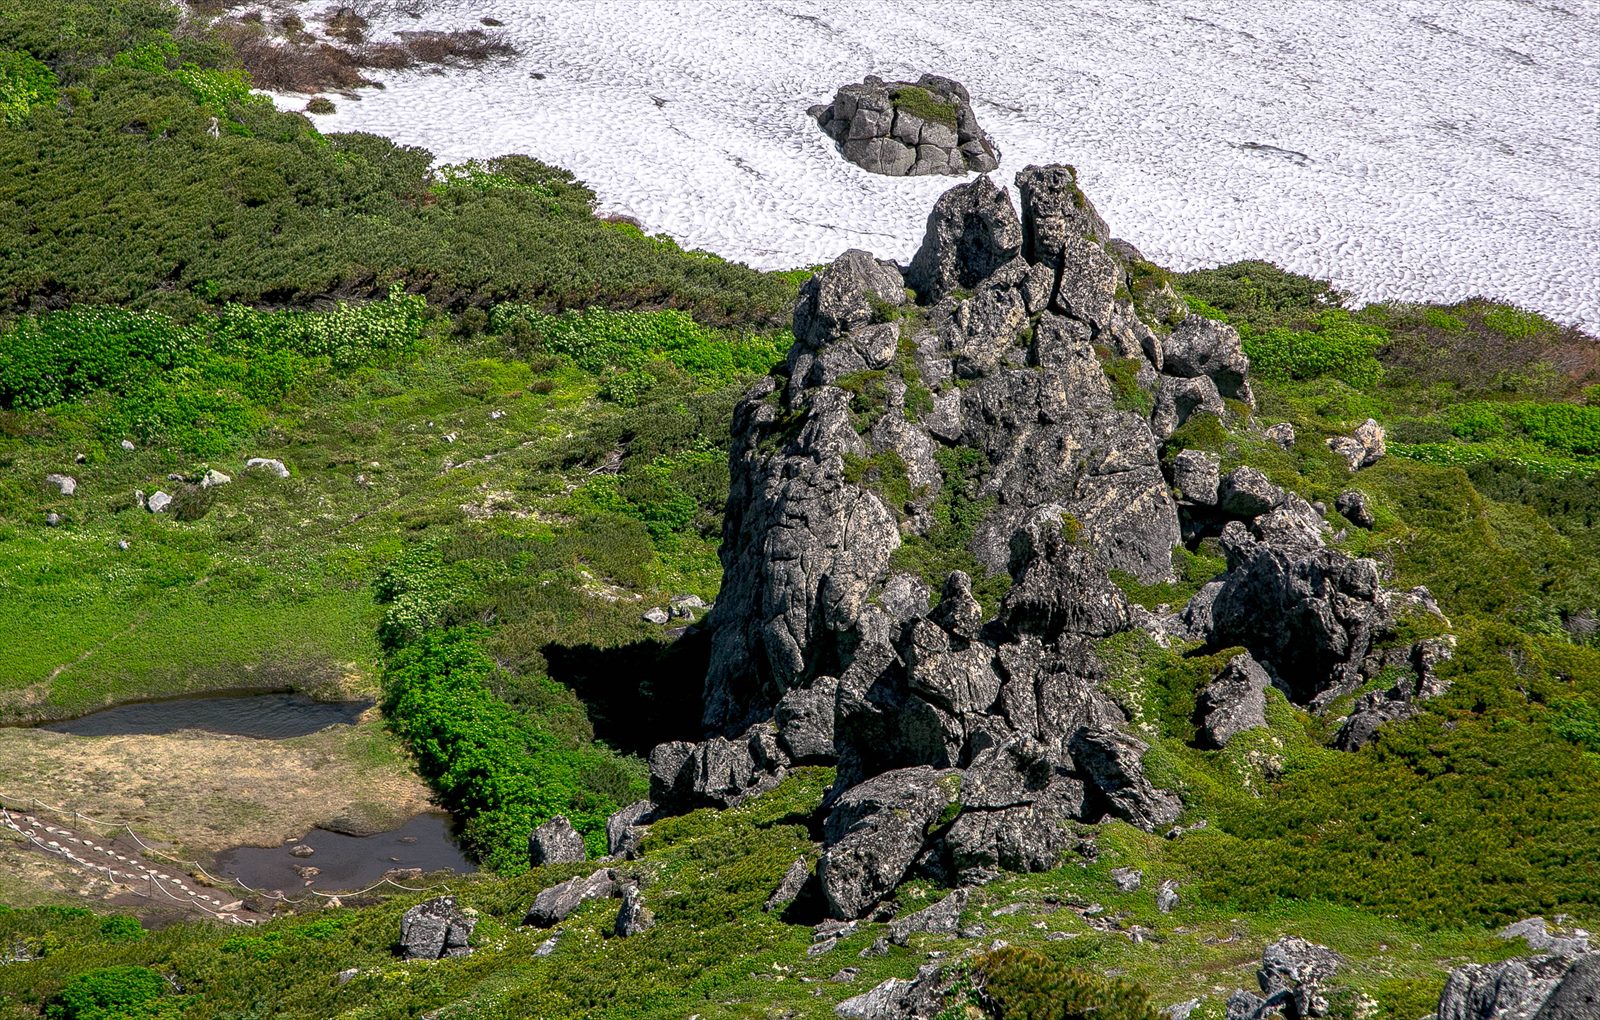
812 74 1000 177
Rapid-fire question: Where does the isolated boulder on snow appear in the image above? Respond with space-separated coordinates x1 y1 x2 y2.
813 74 999 178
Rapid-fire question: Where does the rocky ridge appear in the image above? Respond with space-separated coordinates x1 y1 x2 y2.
641 165 1452 920
811 74 1000 177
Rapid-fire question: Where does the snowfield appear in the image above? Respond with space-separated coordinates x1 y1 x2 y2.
288 0 1600 330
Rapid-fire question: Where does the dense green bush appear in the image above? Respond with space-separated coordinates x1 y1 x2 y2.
0 48 56 125
44 965 178 1020
380 628 645 869
1238 310 1387 388
971 947 1161 1020
490 305 786 392
0 30 796 324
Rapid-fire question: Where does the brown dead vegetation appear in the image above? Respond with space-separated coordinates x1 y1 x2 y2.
196 5 517 95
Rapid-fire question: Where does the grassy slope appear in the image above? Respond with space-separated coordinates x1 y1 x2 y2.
3 5 1600 1019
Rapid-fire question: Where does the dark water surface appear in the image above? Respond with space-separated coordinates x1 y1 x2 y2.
40 693 374 739
214 813 473 892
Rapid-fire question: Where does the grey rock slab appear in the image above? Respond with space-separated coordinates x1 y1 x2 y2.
245 457 290 478
528 815 586 868
399 896 475 960
765 857 810 913
1172 450 1221 506
523 868 617 928
1336 489 1375 528
1218 467 1285 519
605 799 655 857
1069 726 1182 832
888 888 969 945
1196 654 1271 749
1156 879 1179 914
819 766 958 919
613 883 654 937
1328 418 1386 471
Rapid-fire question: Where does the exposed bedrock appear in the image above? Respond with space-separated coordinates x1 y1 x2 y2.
657 165 1451 919
811 74 1000 177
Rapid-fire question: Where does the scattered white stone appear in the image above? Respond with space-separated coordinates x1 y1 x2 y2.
146 491 173 514
45 513 61 527
120 439 136 451
443 432 458 443
489 409 505 420
45 474 76 496
118 540 130 550
245 458 290 478
643 607 670 625
201 469 232 488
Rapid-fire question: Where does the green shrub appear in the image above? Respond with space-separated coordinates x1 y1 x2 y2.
1241 310 1386 389
380 628 645 869
0 48 57 124
972 946 1161 1020
890 84 958 127
45 965 178 1020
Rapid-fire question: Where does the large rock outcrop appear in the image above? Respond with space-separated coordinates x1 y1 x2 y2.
653 164 1450 921
811 74 999 177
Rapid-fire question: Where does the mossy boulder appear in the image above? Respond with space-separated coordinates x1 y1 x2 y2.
810 73 1000 177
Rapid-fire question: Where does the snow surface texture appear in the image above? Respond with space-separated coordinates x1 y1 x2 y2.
289 0 1600 330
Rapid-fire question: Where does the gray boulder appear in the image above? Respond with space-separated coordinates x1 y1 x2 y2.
1438 951 1598 1020
146 490 173 514
776 677 840 762
605 800 656 858
765 858 811 912
1112 866 1142 892
1152 375 1225 440
835 964 946 1020
888 888 968 945
814 74 999 178
1208 520 1391 708
523 868 618 928
399 896 475 960
528 815 586 868
1156 879 1179 914
1162 316 1252 405
1335 490 1375 528
1172 450 1221 506
1328 418 1386 471
1259 936 1342 1018
1264 422 1297 449
819 767 958 919
613 882 654 937
1069 727 1182 832
245 457 290 478
45 474 76 496
1218 467 1285 519
905 175 1022 303
1196 654 1271 748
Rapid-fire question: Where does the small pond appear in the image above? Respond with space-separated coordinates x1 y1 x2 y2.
214 813 474 892
39 692 374 739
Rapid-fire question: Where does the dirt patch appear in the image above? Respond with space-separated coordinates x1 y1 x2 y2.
0 714 432 859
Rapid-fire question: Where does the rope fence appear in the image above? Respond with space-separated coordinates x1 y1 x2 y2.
0 788 459 916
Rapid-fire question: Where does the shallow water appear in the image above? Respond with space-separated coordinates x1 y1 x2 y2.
40 693 374 740
213 813 475 892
